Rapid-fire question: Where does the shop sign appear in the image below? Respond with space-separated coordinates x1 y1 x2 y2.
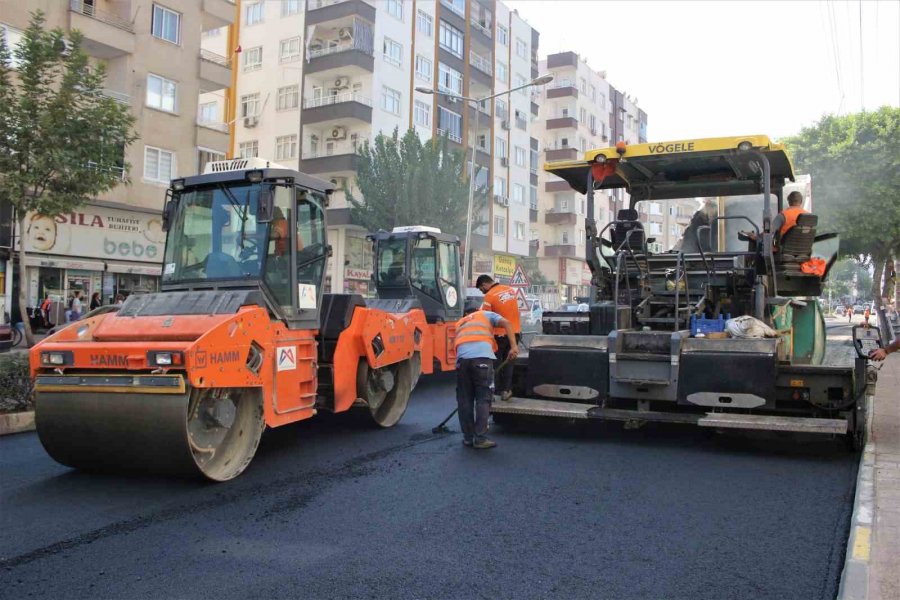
562 258 585 286
20 206 165 263
473 255 493 275
344 267 372 281
493 255 517 278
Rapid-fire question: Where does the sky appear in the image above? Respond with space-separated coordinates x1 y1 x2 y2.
506 0 900 142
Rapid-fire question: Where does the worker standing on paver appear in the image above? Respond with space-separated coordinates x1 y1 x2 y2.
475 275 522 401
454 306 518 449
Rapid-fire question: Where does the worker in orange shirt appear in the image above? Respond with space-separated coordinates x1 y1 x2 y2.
744 191 809 246
476 274 522 401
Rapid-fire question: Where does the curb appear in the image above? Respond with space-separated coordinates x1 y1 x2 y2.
837 384 877 600
0 410 36 436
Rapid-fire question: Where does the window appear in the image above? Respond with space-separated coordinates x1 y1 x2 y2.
515 38 527 58
589 84 596 101
386 0 403 20
439 21 463 58
438 107 462 142
381 86 401 115
240 93 260 118
561 231 570 244
579 229 586 244
243 46 262 71
415 54 432 82
514 146 526 167
496 98 507 118
275 134 298 160
669 206 677 216
650 202 662 215
442 0 465 17
417 10 433 36
279 37 301 62
494 215 506 237
495 137 507 158
198 101 217 123
580 77 587 94
529 186 538 209
146 73 176 112
282 0 301 16
494 177 506 197
239 140 259 158
560 197 569 211
649 222 662 235
144 146 175 183
512 184 525 205
514 73 528 96
580 107 587 124
245 2 264 26
151 4 180 44
580 199 586 214
438 63 462 95
383 37 402 67
497 24 508 46
276 85 299 111
198 148 225 174
0 24 24 68
671 225 679 236
515 221 526 241
414 100 431 127
496 61 508 82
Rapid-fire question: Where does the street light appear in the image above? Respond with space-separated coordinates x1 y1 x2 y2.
416 74 553 285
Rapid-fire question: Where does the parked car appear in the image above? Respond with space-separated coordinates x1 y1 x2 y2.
559 302 590 313
521 296 543 330
46 305 120 335
853 305 867 314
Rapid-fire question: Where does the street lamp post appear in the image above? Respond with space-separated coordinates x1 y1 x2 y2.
416 74 553 286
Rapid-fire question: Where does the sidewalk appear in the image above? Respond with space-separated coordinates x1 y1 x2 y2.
869 355 900 599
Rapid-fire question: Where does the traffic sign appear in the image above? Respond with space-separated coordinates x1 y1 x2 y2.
510 265 529 287
515 287 528 310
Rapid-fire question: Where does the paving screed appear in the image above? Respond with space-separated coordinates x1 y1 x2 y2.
0 370 857 600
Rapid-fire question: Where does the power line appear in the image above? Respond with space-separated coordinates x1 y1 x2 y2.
826 0 846 112
859 0 864 110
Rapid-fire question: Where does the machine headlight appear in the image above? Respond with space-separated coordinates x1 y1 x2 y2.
147 351 183 367
41 351 71 366
737 141 752 151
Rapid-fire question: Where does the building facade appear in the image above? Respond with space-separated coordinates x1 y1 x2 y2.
533 51 648 302
1 0 235 321
228 0 541 292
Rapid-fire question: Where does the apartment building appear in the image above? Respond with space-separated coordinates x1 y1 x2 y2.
229 0 541 293
0 0 235 319
533 51 647 300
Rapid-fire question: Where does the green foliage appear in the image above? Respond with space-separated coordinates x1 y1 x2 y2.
347 128 481 239
782 107 900 261
825 258 872 302
0 353 33 413
0 11 137 216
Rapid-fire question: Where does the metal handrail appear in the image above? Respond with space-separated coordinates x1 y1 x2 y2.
100 89 130 104
200 49 230 67
69 0 134 33
470 19 492 38
308 42 373 59
303 92 372 109
469 51 493 75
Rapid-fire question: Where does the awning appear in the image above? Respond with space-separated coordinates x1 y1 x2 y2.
106 261 162 276
24 255 106 271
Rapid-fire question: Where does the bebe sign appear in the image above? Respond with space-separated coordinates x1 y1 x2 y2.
22 206 166 263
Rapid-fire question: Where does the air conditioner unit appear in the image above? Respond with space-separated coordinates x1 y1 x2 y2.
500 157 509 168
501 120 510 130
330 126 347 140
330 176 348 188
338 27 353 40
243 116 259 128
334 76 350 89
494 194 509 207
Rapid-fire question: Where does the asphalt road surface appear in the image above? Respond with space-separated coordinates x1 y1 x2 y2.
1 362 858 599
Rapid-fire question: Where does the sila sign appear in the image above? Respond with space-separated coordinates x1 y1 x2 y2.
22 206 166 264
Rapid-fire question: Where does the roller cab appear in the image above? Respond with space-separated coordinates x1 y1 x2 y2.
31 159 421 480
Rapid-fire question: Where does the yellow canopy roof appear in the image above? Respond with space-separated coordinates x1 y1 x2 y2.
544 135 795 201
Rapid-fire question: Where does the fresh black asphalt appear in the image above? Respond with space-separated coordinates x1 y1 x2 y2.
1 373 857 599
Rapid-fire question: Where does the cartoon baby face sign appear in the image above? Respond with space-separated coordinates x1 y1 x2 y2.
26 214 70 253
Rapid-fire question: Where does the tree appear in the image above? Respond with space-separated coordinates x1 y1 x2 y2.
0 13 136 346
782 108 900 313
347 128 484 240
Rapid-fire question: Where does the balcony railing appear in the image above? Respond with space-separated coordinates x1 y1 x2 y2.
308 41 373 59
309 0 350 9
100 89 130 104
548 79 576 90
197 119 229 132
303 92 372 109
70 0 134 32
470 18 492 38
440 0 465 18
469 51 492 76
437 128 462 144
200 49 230 67
86 161 126 181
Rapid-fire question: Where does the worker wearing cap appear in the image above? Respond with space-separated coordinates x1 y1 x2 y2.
454 306 518 449
475 274 522 401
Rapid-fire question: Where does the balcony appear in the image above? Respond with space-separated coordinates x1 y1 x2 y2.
202 0 234 31
307 0 376 25
544 244 577 258
437 128 462 145
547 85 577 99
197 120 229 151
470 17 493 48
529 239 540 257
545 147 578 161
469 51 493 76
199 49 231 91
302 92 372 124
68 0 134 58
100 89 130 105
547 51 578 69
529 209 538 223
546 117 578 130
306 41 374 76
300 152 360 175
545 180 572 193
545 210 579 226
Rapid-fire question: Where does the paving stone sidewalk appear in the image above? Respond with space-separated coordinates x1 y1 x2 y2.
870 354 900 599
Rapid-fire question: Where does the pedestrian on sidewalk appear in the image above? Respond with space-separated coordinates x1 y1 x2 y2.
89 292 101 311
475 274 522 401
864 307 872 329
454 306 518 449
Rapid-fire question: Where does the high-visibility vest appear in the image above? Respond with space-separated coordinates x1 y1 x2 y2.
454 312 498 351
482 284 521 334
779 206 809 238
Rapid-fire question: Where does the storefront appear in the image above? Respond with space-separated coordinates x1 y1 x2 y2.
325 226 374 295
17 204 164 315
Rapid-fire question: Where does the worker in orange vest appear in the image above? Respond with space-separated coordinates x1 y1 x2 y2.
745 191 809 247
454 307 518 449
476 274 522 401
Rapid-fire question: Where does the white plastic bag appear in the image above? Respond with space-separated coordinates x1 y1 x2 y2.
725 315 778 338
